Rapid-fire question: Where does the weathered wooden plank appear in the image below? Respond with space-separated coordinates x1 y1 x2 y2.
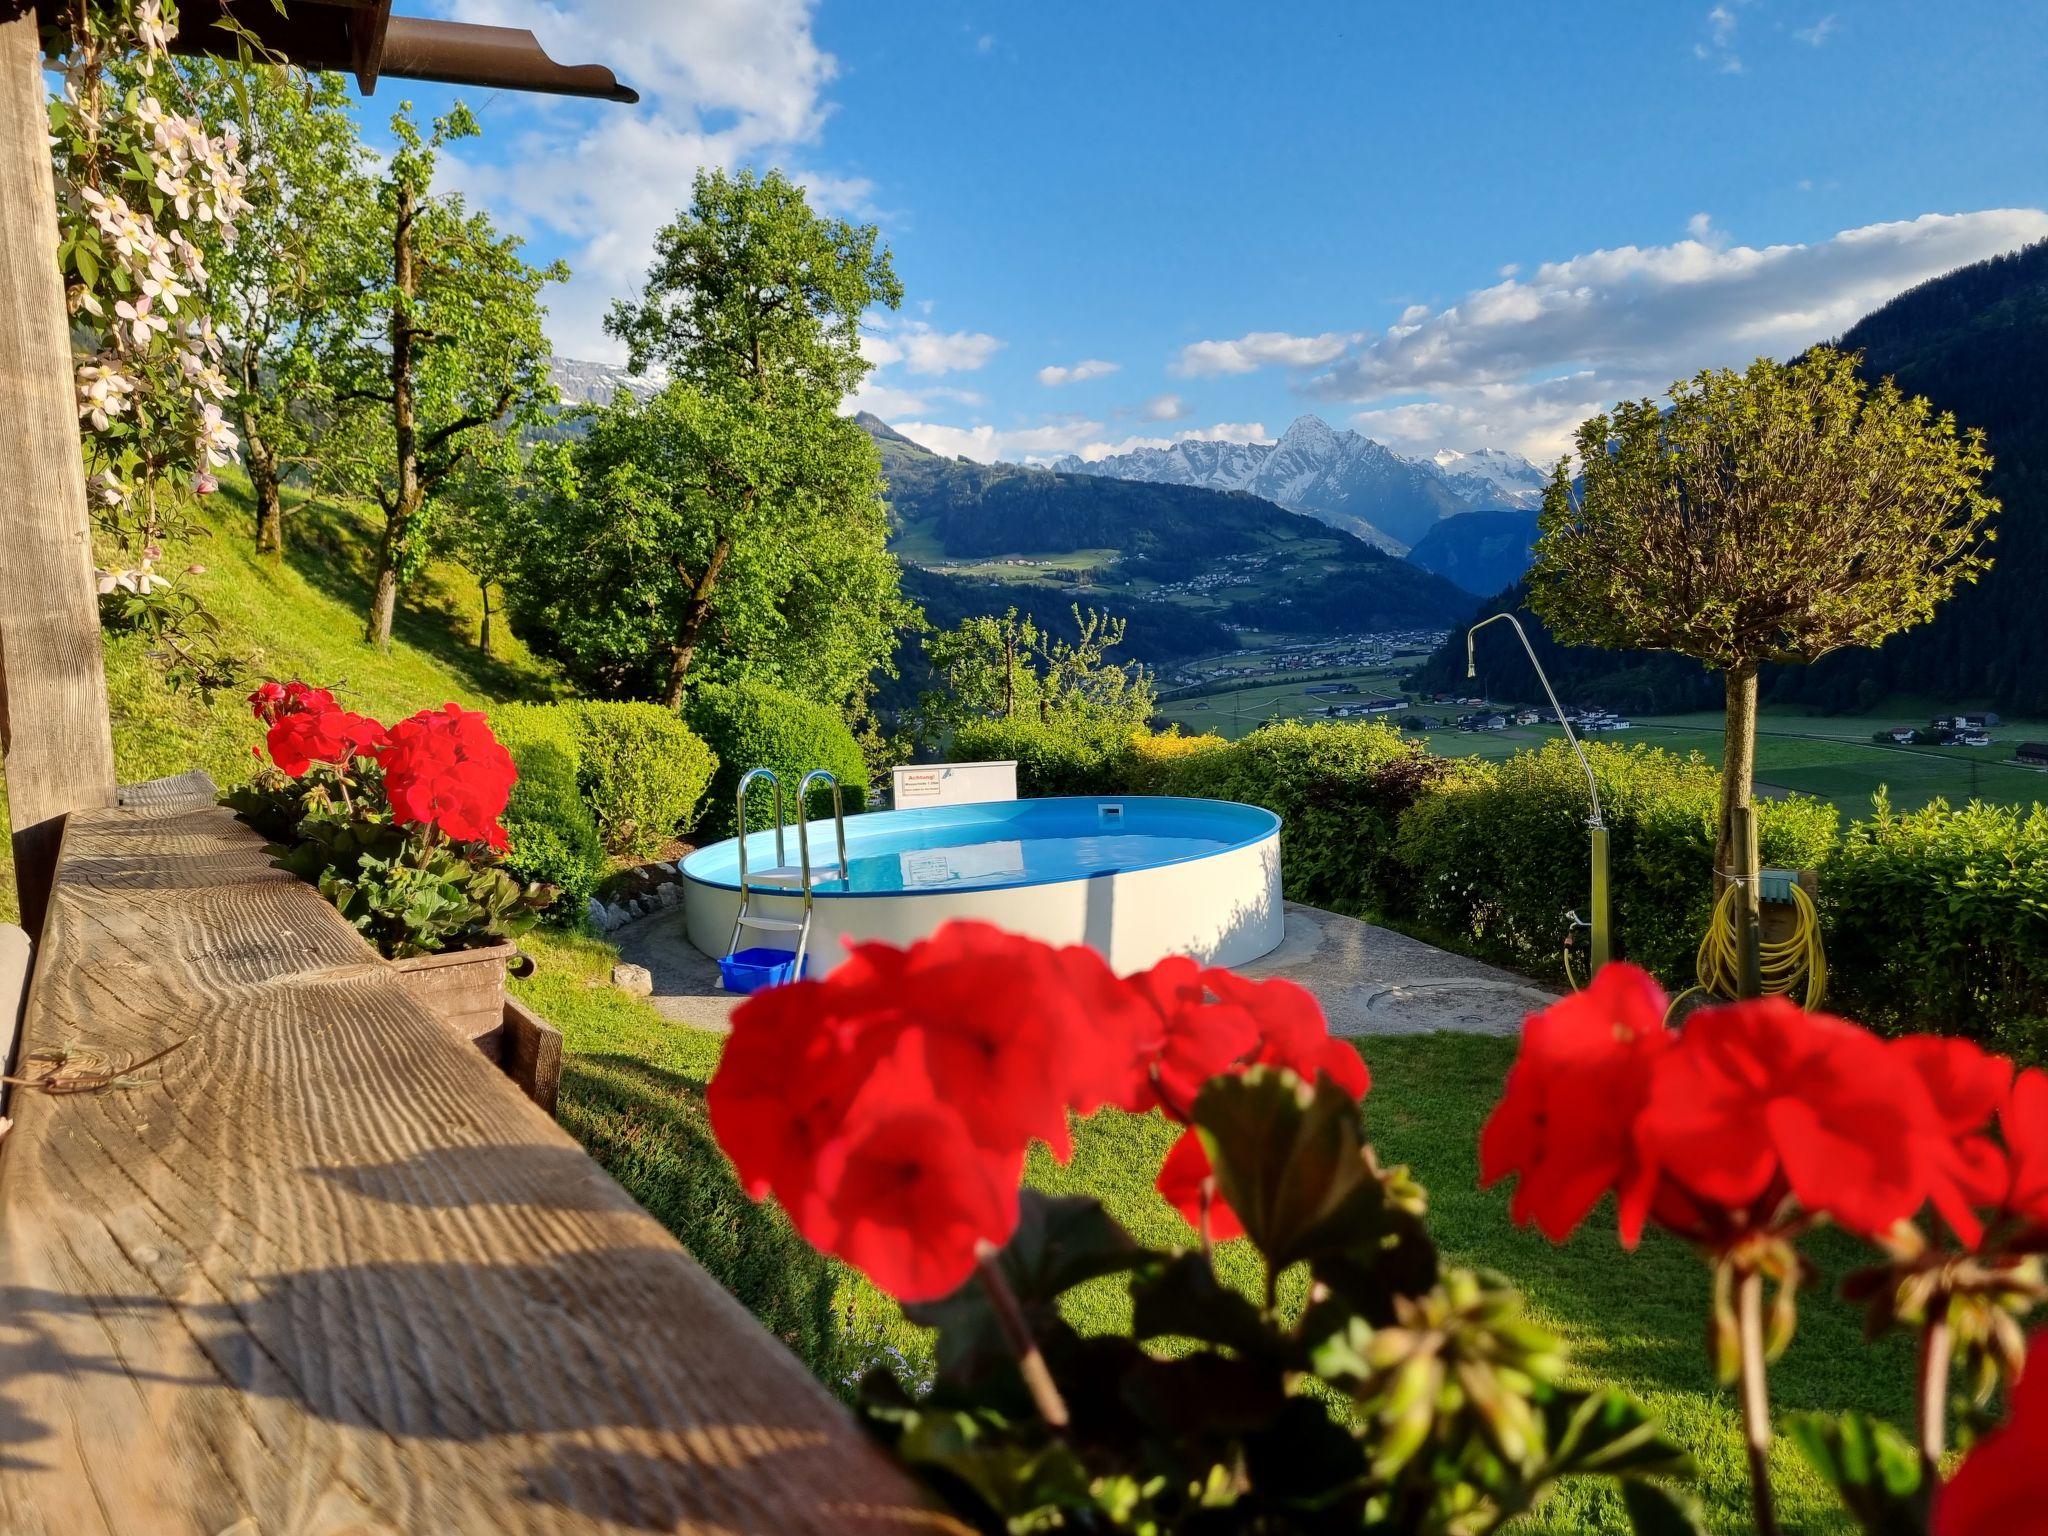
0 10 119 938
0 800 960 1533
503 993 564 1116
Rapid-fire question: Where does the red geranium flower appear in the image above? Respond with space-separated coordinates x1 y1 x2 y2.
1205 969 1370 1102
2001 1068 2048 1228
376 703 516 849
1120 955 1261 1120
1481 962 1673 1245
1636 998 1941 1243
249 678 337 726
1157 1125 1245 1242
1935 1330 2048 1536
1894 1035 2013 1247
265 705 389 776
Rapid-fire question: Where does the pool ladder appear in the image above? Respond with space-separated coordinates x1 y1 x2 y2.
727 767 850 981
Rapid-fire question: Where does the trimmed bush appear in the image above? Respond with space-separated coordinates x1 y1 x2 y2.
1118 728 1233 794
1824 794 2048 1056
1395 741 1839 981
565 701 717 855
949 715 1130 798
494 704 606 917
1149 720 1456 915
686 680 870 836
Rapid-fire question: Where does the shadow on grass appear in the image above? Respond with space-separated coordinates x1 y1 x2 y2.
556 1050 857 1384
274 491 554 702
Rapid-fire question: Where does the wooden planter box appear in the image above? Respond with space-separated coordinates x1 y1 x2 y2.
389 941 519 1051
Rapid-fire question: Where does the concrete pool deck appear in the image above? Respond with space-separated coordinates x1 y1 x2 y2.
611 900 1558 1038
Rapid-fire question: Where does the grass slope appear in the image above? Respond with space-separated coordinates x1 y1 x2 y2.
4 476 1912 1532
0 476 560 923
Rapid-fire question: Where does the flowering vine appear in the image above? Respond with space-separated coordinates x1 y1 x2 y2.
47 0 248 607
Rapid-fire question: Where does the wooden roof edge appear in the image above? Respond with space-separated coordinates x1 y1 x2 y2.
32 0 638 104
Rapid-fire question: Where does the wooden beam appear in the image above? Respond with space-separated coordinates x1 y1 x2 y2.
0 9 117 938
0 787 963 1533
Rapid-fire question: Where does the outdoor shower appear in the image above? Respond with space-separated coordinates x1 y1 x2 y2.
1466 613 1612 979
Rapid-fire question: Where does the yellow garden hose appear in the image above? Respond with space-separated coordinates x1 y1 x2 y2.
1689 878 1829 1011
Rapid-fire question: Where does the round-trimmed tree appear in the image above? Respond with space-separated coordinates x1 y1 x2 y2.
1528 347 1997 892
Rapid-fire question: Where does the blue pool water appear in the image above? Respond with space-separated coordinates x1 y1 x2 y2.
680 795 1280 897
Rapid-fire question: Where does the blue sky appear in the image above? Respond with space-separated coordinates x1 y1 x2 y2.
413 0 2048 464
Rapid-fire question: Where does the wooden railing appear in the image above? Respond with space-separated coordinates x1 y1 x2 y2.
0 778 960 1533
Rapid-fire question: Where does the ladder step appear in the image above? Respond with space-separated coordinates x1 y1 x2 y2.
737 914 807 933
748 863 840 887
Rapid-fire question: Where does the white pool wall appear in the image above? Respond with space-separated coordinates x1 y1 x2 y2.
682 813 1284 978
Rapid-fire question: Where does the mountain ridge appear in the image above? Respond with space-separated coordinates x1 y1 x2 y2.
1048 414 1545 552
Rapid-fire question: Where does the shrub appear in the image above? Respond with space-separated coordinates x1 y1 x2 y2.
1117 727 1232 794
564 701 717 854
948 714 1130 798
494 704 607 916
1395 741 1839 982
685 680 870 836
1152 720 1452 915
1824 794 2048 1057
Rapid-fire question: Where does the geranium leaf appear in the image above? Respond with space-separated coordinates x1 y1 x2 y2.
1621 1480 1713 1536
1129 1251 1280 1361
1193 1066 1378 1274
1544 1388 1691 1480
1785 1412 1925 1534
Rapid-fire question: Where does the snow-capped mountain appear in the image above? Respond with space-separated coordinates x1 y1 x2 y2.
548 357 658 407
1053 416 1544 553
1429 447 1550 509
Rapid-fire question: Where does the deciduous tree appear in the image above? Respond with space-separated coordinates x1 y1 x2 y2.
521 168 912 706
1528 348 1996 894
324 103 565 649
176 62 376 556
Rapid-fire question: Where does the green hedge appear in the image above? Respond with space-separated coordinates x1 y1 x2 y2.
685 681 870 837
495 704 607 916
949 715 1132 798
566 701 717 856
1823 795 2048 1056
1394 741 1838 980
1149 720 1463 915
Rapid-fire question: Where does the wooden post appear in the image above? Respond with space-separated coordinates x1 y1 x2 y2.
0 7 117 937
1732 804 1763 999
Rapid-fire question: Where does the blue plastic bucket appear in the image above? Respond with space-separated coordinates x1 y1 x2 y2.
719 947 807 994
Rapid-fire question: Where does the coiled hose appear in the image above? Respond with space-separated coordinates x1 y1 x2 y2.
1682 878 1829 1013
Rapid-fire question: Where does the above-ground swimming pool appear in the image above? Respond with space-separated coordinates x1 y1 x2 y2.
680 795 1283 978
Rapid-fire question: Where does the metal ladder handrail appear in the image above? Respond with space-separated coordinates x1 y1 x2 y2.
729 768 788 956
796 769 849 899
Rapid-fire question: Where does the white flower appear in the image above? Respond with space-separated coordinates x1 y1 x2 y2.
76 362 136 430
196 400 239 467
136 0 173 57
114 294 168 345
154 165 195 221
140 266 190 315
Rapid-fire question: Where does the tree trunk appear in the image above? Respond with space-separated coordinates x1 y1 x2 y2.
367 183 417 651
1716 665 1760 895
247 426 283 557
478 577 492 656
661 537 733 708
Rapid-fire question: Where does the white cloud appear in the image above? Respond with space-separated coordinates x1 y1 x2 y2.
1036 358 1121 387
1305 208 2048 461
1172 329 1356 377
1139 393 1186 421
891 417 1268 465
438 0 858 360
1696 1 1746 71
863 319 1004 375
1795 14 1838 45
896 419 1107 462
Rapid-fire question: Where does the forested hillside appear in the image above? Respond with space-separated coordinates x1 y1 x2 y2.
1414 241 2048 713
867 416 1475 656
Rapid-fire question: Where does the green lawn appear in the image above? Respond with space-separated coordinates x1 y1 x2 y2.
1157 671 1412 738
522 932 1912 1535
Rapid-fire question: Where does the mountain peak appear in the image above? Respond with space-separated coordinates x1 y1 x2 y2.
1278 414 1341 448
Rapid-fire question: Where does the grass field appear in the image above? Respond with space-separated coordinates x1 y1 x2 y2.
1152 671 2048 817
1156 669 1412 737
